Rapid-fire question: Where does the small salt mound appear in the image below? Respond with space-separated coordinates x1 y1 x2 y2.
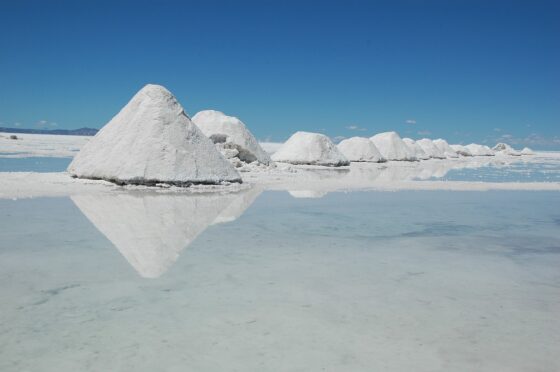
433 139 459 158
370 131 416 161
337 137 385 162
68 84 241 186
493 143 522 156
465 143 495 156
192 110 271 165
271 131 349 166
450 144 473 157
521 147 534 155
403 138 430 160
416 139 446 159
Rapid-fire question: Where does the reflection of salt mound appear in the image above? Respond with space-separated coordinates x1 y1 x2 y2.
493 143 522 156
521 147 534 155
212 186 263 224
416 139 446 159
433 139 459 158
68 85 241 185
403 138 430 160
450 144 473 157
288 190 329 198
192 110 271 165
271 132 349 166
72 189 258 278
337 137 385 162
370 132 416 161
465 143 495 156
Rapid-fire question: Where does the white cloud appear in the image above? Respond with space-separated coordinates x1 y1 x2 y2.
345 125 367 131
491 133 560 148
405 119 416 124
35 120 58 129
417 130 431 136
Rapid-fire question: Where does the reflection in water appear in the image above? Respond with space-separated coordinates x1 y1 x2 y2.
288 190 329 198
212 186 263 224
72 187 261 278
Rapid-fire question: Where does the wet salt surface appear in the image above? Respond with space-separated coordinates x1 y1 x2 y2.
0 190 559 371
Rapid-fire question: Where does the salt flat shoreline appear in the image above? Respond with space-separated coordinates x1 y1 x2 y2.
1 157 560 199
2 132 560 199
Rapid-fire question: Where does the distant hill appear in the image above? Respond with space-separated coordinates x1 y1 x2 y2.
0 127 98 136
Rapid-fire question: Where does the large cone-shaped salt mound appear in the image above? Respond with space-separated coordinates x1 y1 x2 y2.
337 137 385 162
192 110 271 165
521 147 534 155
403 138 430 160
271 131 349 166
493 143 522 156
416 139 446 159
450 144 473 157
68 84 241 186
370 131 416 161
465 143 495 156
433 139 459 158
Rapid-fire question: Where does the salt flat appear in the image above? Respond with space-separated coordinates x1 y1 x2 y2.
1 133 559 372
0 132 91 158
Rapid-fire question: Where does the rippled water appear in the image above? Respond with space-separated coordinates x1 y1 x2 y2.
1 189 559 371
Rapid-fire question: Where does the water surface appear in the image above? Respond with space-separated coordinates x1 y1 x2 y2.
0 157 71 172
0 190 559 371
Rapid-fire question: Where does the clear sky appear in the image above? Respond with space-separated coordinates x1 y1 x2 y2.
1 0 559 148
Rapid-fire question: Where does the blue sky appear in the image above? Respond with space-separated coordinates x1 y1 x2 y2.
1 0 559 148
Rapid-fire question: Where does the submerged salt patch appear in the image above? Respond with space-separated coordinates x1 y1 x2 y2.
271 131 349 166
68 84 241 186
370 132 416 161
337 137 385 162
192 110 271 165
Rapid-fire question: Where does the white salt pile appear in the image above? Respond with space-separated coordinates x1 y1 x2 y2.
337 137 385 162
271 132 349 166
493 143 522 156
370 132 416 161
521 147 534 155
416 138 446 159
403 138 430 160
433 139 459 158
192 110 271 166
465 143 495 156
450 144 473 157
68 84 241 186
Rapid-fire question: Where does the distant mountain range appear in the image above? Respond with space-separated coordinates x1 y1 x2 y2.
0 127 98 136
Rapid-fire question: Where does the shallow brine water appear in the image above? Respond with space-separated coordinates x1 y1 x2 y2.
424 157 560 182
0 157 71 172
0 189 559 371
